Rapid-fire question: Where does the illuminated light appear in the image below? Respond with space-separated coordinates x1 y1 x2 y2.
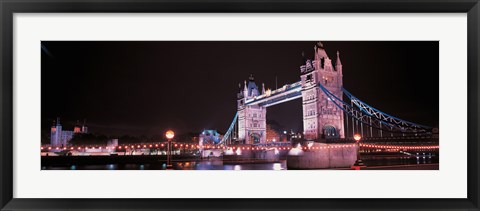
174 144 178 147
353 134 362 142
143 145 147 148
63 147 67 150
166 130 175 140
185 144 189 147
149 145 152 147
118 146 122 149
125 146 128 149
99 147 102 149
40 147 44 150
161 144 164 147
56 147 59 150
70 147 74 150
137 145 141 148
247 147 250 150
155 144 158 147
78 147 82 150
180 144 183 147
48 147 52 150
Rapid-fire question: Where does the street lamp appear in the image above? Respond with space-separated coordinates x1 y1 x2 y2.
165 130 175 170
352 133 366 170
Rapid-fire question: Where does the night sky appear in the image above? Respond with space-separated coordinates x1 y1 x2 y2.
41 41 439 137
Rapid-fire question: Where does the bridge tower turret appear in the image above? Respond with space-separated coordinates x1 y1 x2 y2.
300 42 345 140
237 74 267 144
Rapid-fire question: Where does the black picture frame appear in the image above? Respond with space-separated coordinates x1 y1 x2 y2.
1 0 479 210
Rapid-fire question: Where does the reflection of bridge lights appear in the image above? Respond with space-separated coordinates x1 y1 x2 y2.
273 163 282 170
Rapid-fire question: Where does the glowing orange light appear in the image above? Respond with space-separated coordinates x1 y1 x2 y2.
353 134 362 142
165 130 175 140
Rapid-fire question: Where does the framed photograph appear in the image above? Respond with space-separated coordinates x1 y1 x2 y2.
1 0 479 210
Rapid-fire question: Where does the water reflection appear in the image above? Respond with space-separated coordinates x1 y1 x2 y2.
42 160 287 170
41 156 437 170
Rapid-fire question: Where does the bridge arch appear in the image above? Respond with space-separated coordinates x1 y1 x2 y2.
322 125 339 139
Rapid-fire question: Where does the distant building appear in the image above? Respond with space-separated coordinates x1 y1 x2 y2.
50 117 88 146
266 124 280 143
199 130 223 146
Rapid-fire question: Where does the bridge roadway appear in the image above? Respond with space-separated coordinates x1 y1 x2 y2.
245 81 302 107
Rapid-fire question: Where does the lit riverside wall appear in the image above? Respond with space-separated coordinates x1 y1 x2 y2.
287 143 357 169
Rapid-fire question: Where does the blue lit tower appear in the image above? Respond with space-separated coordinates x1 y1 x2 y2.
50 117 62 146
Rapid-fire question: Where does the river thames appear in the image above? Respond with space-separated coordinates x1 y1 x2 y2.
41 155 438 170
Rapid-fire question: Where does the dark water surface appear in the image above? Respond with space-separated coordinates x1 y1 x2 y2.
42 155 438 170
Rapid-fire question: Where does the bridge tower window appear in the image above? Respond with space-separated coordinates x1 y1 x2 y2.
306 74 312 81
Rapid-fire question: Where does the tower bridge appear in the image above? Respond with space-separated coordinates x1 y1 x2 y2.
220 41 435 146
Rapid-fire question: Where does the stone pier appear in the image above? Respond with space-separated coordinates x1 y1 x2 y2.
286 143 357 169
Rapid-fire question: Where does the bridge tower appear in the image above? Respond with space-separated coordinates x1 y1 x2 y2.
237 74 267 144
300 42 345 140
